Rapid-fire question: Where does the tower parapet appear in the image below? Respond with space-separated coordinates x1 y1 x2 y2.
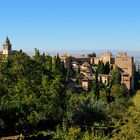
115 52 134 90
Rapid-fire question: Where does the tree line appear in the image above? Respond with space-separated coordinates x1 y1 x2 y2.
0 49 139 139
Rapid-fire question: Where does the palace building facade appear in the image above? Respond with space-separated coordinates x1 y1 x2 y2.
61 52 135 91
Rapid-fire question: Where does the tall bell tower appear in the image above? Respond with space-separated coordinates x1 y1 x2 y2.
2 37 12 56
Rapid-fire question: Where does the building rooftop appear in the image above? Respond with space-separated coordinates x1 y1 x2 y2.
82 62 90 67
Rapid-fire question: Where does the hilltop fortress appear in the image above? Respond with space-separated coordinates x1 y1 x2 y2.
61 51 135 91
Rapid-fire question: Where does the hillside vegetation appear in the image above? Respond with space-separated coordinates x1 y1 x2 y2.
0 50 139 139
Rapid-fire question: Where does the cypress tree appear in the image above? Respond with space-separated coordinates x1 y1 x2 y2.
66 56 74 81
98 60 105 74
104 61 110 74
93 69 100 100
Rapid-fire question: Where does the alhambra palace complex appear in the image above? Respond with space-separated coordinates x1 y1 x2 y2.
1 37 135 91
61 51 135 91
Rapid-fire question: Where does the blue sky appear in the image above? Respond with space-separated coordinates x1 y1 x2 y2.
0 0 140 52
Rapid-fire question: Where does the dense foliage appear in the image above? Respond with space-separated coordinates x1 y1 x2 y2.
87 52 96 57
0 50 139 139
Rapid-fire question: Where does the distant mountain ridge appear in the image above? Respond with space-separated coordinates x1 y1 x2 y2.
26 49 140 61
